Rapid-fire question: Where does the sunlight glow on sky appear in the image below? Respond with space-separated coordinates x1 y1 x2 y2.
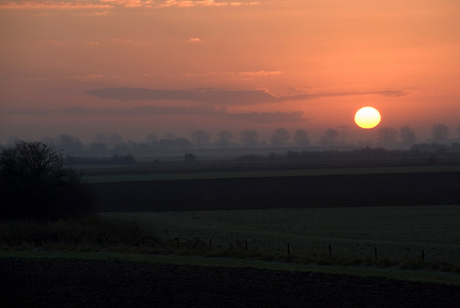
1 0 460 143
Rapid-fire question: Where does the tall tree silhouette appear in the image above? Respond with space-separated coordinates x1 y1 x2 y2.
431 124 449 144
399 126 416 147
377 127 397 147
293 129 310 146
270 127 290 147
240 130 259 147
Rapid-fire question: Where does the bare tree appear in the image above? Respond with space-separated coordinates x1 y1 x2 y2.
216 130 233 148
293 129 310 147
270 127 290 147
320 128 340 146
56 134 84 153
399 126 416 147
0 141 95 220
240 130 259 147
162 133 177 140
93 133 109 144
377 127 397 147
145 133 158 144
191 130 211 148
108 133 123 148
431 124 449 144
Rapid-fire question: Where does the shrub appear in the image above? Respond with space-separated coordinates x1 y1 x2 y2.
0 141 96 221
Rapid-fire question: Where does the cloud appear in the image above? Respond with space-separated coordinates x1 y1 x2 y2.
0 1 112 10
239 71 284 77
157 0 259 8
8 105 308 123
188 37 203 42
86 87 408 105
0 0 259 10
158 0 227 7
69 74 102 80
100 0 152 8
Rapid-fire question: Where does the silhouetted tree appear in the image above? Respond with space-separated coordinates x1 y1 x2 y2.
240 130 259 147
432 124 449 144
93 133 109 144
293 129 310 147
270 127 290 147
183 153 197 162
174 137 193 149
191 130 211 148
216 130 233 148
145 133 158 144
377 127 397 147
89 142 107 153
0 141 95 221
56 134 84 154
399 126 416 147
320 128 339 146
162 133 177 140
457 124 460 138
157 138 175 150
108 133 123 148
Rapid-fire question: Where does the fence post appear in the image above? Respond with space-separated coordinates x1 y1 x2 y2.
176 237 179 249
374 247 377 260
329 244 332 256
422 249 425 261
245 240 248 250
209 239 212 250
287 243 290 255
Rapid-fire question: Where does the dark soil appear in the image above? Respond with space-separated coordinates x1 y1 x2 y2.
2 257 459 308
91 172 460 212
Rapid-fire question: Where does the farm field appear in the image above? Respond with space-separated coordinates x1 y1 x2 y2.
103 204 460 263
3 256 460 308
83 164 460 183
91 171 460 212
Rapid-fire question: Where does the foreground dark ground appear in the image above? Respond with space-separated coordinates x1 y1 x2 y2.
2 257 460 308
91 172 460 212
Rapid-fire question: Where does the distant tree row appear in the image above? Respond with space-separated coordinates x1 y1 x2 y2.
236 143 460 163
2 123 459 156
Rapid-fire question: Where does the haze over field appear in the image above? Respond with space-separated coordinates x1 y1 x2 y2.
1 0 460 144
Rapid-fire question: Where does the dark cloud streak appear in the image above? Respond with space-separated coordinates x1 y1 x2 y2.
8 105 308 123
86 87 408 105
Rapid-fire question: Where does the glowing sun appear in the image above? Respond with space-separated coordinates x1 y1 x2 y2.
355 107 381 129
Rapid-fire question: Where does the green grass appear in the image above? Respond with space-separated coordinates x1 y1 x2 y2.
1 211 460 283
83 165 460 183
105 205 460 264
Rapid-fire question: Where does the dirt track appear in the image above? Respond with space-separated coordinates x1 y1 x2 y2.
2 257 460 307
91 172 460 212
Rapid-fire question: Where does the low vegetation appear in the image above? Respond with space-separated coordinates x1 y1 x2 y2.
0 141 96 221
1 214 459 274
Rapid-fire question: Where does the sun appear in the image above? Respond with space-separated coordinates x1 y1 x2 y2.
354 107 381 129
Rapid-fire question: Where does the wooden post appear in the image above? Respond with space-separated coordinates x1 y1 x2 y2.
328 244 332 256
245 240 248 250
176 238 179 249
209 239 212 250
374 247 377 260
287 243 290 255
422 249 425 261
142 237 145 245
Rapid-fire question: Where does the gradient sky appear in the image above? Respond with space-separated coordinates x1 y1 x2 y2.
1 0 460 144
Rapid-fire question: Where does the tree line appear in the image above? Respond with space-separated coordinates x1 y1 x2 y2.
2 123 459 156
236 143 460 163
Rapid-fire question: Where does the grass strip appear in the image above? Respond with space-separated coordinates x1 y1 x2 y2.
1 250 459 286
83 165 460 183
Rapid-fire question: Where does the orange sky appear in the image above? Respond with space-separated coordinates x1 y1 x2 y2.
1 0 460 144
